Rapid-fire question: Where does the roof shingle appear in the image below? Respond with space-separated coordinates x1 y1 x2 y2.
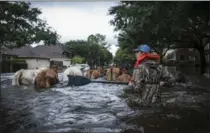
3 44 70 59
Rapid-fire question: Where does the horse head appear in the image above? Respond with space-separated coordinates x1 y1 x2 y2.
35 68 59 89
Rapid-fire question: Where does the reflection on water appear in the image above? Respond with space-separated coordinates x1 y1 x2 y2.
1 73 134 133
1 68 210 133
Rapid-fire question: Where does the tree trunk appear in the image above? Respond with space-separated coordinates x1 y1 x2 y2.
198 48 206 74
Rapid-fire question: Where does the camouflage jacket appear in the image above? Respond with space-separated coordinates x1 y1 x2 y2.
130 60 175 105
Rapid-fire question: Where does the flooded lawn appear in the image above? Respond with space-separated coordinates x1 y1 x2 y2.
1 68 210 133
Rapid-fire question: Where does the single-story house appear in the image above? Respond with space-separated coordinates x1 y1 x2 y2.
32 44 71 67
1 47 18 61
4 44 72 69
5 46 51 69
1 47 20 72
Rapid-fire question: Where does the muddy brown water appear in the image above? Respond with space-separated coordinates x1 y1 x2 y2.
1 66 210 133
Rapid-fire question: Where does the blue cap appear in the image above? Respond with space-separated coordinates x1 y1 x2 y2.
133 44 151 53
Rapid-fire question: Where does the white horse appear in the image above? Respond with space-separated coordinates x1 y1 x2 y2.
61 65 90 84
12 67 47 86
63 66 83 76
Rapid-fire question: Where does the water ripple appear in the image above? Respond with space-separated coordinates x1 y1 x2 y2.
1 75 131 133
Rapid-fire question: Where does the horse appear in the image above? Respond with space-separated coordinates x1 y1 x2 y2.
87 66 104 79
87 70 93 79
63 65 84 76
61 64 90 83
12 67 47 86
76 64 90 77
116 68 132 82
105 66 121 81
34 68 59 89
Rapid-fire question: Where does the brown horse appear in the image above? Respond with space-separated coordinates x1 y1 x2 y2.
105 66 121 81
116 68 132 82
87 66 104 79
35 68 59 89
87 70 93 79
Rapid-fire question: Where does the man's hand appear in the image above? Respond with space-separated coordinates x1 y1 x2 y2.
128 77 135 88
128 81 134 86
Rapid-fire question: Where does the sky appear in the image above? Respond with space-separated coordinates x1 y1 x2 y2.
31 2 119 56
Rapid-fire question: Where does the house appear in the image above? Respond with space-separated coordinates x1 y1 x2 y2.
32 44 72 67
4 44 72 70
5 46 51 69
1 47 18 61
164 43 210 66
1 47 21 73
163 48 197 65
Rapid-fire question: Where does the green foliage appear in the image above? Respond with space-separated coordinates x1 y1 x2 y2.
72 55 85 64
0 1 59 48
109 1 210 71
65 40 88 58
11 58 26 63
87 33 111 49
109 2 181 57
114 48 135 64
65 33 113 67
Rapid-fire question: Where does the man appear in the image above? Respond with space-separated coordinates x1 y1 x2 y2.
129 44 175 106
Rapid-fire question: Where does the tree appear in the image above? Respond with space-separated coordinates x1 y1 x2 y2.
109 1 210 73
71 55 85 64
87 33 111 49
99 45 113 66
114 47 135 65
65 40 88 58
174 2 209 73
109 2 178 62
87 34 113 66
65 34 113 67
0 1 59 49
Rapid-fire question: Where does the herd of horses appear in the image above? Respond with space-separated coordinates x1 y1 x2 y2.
12 65 132 89
87 66 132 82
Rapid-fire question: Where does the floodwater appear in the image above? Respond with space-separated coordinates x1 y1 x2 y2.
1 73 135 133
1 67 210 133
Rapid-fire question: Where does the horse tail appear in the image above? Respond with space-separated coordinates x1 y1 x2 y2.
12 70 23 86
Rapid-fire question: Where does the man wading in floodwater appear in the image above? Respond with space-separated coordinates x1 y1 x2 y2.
128 44 175 106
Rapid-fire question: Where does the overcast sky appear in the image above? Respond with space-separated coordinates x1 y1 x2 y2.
31 2 119 56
